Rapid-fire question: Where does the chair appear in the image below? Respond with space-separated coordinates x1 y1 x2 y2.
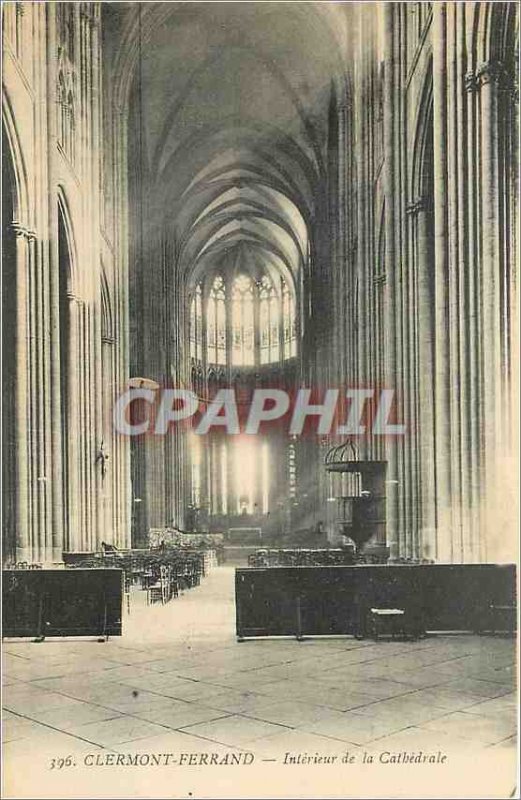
147 565 168 605
170 568 179 598
369 608 405 640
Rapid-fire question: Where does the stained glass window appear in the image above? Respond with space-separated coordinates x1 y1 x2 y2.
231 274 254 366
189 284 203 360
207 276 226 365
259 275 280 364
192 270 296 368
282 279 296 358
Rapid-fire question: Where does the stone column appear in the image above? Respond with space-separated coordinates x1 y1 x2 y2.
464 68 482 562
432 2 452 562
382 2 399 559
12 224 31 562
102 334 116 545
67 294 81 551
338 99 349 388
113 102 132 547
477 59 503 547
445 3 463 561
46 1 64 564
225 283 236 516
26 230 39 562
254 284 261 368
411 199 436 558
200 288 209 517
227 437 236 518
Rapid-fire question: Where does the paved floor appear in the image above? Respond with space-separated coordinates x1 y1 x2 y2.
2 566 517 796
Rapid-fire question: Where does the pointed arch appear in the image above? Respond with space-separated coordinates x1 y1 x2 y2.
57 187 78 295
100 268 114 341
411 56 434 200
2 91 29 227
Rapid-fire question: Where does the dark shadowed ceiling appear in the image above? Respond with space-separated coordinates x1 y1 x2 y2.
109 2 350 290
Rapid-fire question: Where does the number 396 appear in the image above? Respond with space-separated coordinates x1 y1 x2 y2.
49 756 75 770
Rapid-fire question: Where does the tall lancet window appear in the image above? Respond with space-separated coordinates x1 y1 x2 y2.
189 283 203 360
282 279 297 358
259 276 280 364
232 274 254 366
207 275 226 365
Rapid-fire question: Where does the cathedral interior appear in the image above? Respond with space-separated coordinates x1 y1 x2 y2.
1 3 519 794
2 1 519 565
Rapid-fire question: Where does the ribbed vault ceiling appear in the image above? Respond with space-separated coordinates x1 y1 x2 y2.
124 2 348 289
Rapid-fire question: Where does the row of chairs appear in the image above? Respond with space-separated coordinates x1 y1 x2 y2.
142 558 202 605
101 550 206 579
248 548 357 568
64 548 207 612
145 565 179 605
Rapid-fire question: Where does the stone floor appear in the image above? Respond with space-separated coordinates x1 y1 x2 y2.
2 566 517 798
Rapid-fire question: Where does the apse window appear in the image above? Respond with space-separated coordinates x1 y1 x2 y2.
189 271 297 368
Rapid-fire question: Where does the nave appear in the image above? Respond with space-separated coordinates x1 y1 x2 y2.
2 1 519 566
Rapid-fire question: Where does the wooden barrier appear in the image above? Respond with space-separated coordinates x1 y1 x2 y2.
235 564 516 640
2 569 123 639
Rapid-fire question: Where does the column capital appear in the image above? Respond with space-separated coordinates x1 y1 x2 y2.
66 291 83 305
465 71 478 93
10 221 36 239
406 196 430 216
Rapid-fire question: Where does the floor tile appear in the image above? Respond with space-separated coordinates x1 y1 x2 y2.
110 729 237 755
402 686 490 711
193 689 276 715
4 688 86 715
364 724 480 753
31 702 124 730
2 715 47 743
419 710 517 745
180 714 289 747
133 702 229 729
443 677 513 698
249 729 355 758
463 693 518 717
304 709 409 744
352 694 449 724
70 716 171 746
242 699 340 728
